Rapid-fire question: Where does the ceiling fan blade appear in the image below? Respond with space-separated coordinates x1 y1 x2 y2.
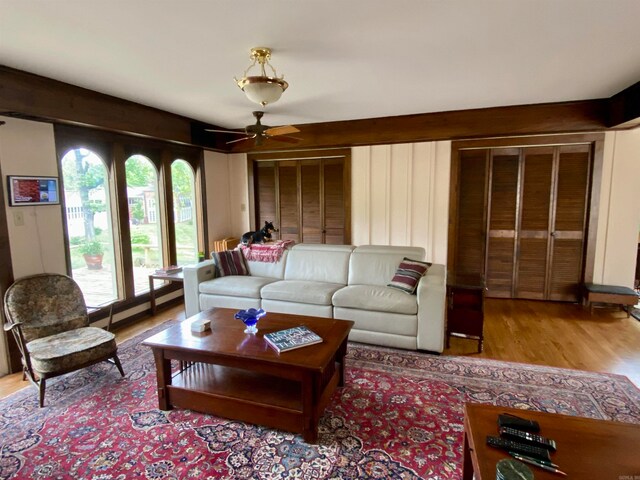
265 125 300 136
269 135 301 144
226 135 254 145
205 128 247 135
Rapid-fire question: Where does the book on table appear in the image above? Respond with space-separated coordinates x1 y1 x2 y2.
264 325 323 353
155 265 182 275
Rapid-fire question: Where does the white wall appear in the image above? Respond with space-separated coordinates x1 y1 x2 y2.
593 129 640 286
0 117 68 375
203 151 250 248
352 142 451 263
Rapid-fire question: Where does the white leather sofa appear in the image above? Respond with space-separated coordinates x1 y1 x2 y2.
183 244 446 352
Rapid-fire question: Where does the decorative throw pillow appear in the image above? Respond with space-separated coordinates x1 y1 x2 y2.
212 250 249 277
387 257 431 294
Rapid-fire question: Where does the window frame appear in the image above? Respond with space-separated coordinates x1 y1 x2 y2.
55 125 206 316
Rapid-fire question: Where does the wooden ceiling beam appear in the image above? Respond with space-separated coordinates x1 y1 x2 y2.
227 100 610 153
0 66 230 150
608 81 640 129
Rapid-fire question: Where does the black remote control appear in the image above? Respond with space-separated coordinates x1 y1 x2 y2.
499 426 557 451
486 435 552 462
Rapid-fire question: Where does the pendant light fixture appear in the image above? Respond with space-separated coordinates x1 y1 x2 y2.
235 47 289 107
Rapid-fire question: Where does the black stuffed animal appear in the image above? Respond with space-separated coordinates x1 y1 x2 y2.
241 221 279 245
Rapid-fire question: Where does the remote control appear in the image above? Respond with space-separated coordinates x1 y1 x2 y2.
486 435 552 462
499 426 557 451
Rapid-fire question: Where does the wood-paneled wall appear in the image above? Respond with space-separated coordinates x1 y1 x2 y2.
351 142 451 263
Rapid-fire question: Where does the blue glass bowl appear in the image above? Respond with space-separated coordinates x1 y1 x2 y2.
234 308 266 334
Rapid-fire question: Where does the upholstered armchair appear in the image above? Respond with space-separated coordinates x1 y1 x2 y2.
3 273 125 407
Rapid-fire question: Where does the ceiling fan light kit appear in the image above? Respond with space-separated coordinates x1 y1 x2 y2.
235 47 288 107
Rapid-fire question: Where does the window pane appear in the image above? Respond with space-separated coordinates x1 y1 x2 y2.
171 160 199 265
125 155 163 294
61 148 118 305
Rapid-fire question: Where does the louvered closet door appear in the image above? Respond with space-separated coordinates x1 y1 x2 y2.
300 160 322 243
278 161 300 241
485 149 519 298
255 162 279 238
548 145 590 301
323 159 346 244
454 149 488 285
515 147 554 299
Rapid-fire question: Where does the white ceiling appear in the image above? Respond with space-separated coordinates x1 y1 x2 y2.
1 0 639 130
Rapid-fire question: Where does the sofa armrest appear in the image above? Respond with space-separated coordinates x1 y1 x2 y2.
183 260 216 318
416 264 446 352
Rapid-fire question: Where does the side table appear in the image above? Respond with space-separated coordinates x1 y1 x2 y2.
446 283 485 353
148 271 184 314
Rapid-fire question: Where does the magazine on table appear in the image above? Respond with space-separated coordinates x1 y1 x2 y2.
155 265 182 275
264 325 323 353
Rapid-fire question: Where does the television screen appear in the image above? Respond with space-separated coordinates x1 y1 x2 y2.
7 176 60 206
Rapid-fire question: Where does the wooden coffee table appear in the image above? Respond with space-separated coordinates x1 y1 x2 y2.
142 308 354 443
463 403 640 479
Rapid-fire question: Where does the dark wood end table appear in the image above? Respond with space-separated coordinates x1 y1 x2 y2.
148 271 184 314
463 403 640 479
142 308 354 443
446 283 485 353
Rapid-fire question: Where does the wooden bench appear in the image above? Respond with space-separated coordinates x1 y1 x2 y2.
583 283 638 317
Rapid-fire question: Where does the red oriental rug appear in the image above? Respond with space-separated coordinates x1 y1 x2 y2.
1 320 639 479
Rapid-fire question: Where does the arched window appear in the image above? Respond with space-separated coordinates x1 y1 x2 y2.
61 148 118 304
171 159 199 265
125 154 163 294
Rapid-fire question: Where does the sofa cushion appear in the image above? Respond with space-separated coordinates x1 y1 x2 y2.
261 280 345 306
388 257 431 294
199 276 277 298
348 246 425 286
332 285 418 315
212 250 249 277
245 250 289 279
284 245 354 284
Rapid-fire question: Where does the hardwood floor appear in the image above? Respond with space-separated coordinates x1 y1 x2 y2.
1 299 639 400
445 298 640 386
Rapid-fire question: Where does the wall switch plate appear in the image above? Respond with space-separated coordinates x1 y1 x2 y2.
13 210 24 226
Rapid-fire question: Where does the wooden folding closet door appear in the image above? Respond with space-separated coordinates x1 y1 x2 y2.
484 145 591 301
252 156 349 245
452 142 592 302
547 145 591 301
485 148 520 298
515 147 554 299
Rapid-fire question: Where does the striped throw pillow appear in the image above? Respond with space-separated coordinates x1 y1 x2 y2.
387 257 431 294
212 249 249 277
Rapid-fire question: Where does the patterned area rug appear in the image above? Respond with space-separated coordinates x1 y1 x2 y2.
1 321 639 480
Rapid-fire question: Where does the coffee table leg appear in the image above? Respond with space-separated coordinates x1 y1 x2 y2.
337 338 348 387
462 430 474 480
152 348 173 411
301 374 318 443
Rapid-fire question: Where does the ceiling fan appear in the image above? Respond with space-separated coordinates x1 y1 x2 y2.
205 111 300 146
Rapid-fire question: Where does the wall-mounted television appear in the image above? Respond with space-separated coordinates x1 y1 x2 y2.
7 175 60 206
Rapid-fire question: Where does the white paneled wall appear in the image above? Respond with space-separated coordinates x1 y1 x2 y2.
351 141 451 263
203 151 250 248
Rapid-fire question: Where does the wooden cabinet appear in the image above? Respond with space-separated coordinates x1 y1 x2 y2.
451 142 592 302
251 153 350 245
446 283 485 353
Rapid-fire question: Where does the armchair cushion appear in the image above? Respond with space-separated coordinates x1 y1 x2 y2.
26 327 117 374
